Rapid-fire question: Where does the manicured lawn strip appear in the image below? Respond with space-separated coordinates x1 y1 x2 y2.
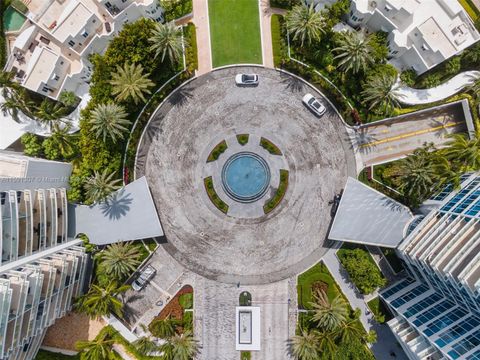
264 170 289 214
236 134 249 145
260 137 282 155
207 140 228 162
380 247 404 273
367 296 393 324
271 14 285 68
208 0 262 67
204 176 229 213
459 0 479 21
241 351 251 359
297 262 341 309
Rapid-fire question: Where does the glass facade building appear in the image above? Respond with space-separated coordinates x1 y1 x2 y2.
0 153 88 360
380 174 480 360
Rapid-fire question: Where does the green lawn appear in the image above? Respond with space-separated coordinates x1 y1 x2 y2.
297 262 341 309
208 0 262 67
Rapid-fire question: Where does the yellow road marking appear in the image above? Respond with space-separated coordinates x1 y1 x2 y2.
360 122 461 148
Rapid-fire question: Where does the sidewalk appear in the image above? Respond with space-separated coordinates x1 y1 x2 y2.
322 248 408 360
259 0 287 68
395 70 480 105
191 0 212 74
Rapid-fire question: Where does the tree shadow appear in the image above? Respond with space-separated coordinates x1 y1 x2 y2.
280 72 304 93
100 190 133 220
168 86 193 107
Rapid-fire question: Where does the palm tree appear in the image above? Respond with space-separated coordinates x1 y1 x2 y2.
50 123 77 158
445 124 480 170
433 155 462 190
161 330 198 360
34 98 68 130
289 329 319 360
398 146 437 206
316 330 337 359
75 282 130 319
149 22 185 64
0 70 20 97
110 63 154 104
90 103 130 143
149 315 176 339
334 309 364 344
59 90 78 107
286 3 325 46
84 169 122 203
309 289 348 332
333 31 374 74
96 242 141 280
133 325 160 355
361 73 401 115
76 331 116 360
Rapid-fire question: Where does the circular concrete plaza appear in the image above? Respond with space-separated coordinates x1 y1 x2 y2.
136 66 356 284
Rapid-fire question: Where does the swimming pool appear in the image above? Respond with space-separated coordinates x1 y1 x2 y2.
3 6 26 32
222 152 270 203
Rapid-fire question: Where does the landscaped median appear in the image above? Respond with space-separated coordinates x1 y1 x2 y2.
263 169 289 214
204 176 229 214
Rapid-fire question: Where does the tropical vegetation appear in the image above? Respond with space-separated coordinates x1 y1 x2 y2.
84 169 122 204
89 103 131 143
337 245 386 295
75 282 130 320
333 31 373 74
95 242 142 280
285 3 325 46
150 22 185 64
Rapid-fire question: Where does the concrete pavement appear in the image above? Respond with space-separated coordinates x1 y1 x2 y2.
192 0 212 74
259 1 287 68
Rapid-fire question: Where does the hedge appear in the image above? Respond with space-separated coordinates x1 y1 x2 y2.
161 0 193 22
206 140 228 162
204 176 229 213
260 137 282 155
264 169 289 214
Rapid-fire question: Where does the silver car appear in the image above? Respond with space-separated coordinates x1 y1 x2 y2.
132 265 156 291
235 73 259 86
302 93 326 117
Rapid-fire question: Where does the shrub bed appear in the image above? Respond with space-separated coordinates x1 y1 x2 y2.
337 244 386 295
207 140 228 162
271 14 286 68
236 134 249 145
269 0 301 9
260 137 282 155
204 176 229 213
264 169 289 214
161 0 193 22
184 23 198 72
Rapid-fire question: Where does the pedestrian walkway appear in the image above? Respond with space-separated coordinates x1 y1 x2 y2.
259 0 286 68
395 70 480 105
191 0 212 74
322 247 408 360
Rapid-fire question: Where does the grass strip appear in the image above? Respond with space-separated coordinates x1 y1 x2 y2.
264 169 288 214
204 176 229 213
207 140 227 162
260 137 282 155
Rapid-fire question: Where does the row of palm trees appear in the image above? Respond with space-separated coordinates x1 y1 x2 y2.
290 289 375 360
389 125 480 206
285 3 400 115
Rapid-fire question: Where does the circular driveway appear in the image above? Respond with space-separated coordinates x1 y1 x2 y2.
136 66 356 284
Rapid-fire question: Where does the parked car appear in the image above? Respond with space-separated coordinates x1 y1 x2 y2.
132 265 156 291
329 190 343 217
235 73 259 86
302 93 326 117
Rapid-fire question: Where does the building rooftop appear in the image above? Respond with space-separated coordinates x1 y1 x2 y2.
72 177 164 245
329 177 413 247
52 2 93 43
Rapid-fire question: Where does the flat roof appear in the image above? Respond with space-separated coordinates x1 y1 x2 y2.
23 47 58 92
52 2 93 42
235 306 260 351
328 177 413 248
72 177 164 245
418 18 456 57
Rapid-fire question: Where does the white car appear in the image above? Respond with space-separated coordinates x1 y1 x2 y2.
235 74 259 86
132 265 156 291
302 93 326 117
